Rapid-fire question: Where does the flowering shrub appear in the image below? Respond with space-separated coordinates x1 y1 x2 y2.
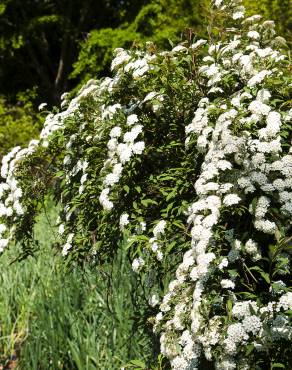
0 0 291 368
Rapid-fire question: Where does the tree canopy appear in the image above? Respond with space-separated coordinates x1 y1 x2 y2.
0 0 147 104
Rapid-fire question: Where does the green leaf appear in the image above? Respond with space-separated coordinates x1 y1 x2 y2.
246 344 254 356
249 266 270 284
271 363 285 369
141 199 158 207
123 185 130 194
126 359 147 369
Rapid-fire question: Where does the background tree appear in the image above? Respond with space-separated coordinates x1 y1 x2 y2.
0 0 147 104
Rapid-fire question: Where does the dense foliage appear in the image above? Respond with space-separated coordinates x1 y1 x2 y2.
0 92 42 159
0 0 291 369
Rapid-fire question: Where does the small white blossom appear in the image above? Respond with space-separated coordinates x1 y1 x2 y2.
38 102 47 111
223 194 241 206
110 126 122 138
221 279 235 289
153 220 166 237
119 213 129 230
126 114 139 126
149 294 160 307
132 257 145 272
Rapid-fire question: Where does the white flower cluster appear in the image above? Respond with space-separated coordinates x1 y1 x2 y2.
148 220 166 261
228 296 292 350
0 140 40 251
40 79 99 147
61 233 74 256
244 238 261 261
154 0 292 368
111 47 156 80
0 78 102 255
119 213 129 231
78 160 89 195
99 111 145 210
132 256 145 272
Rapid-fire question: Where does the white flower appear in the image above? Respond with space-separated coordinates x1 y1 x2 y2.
191 39 207 49
218 258 228 270
104 173 120 186
244 239 258 254
217 358 236 370
66 233 74 243
111 48 131 70
227 323 248 343
248 100 271 116
132 257 145 272
107 138 118 152
132 141 145 155
99 188 113 211
259 111 282 139
149 294 159 307
244 15 262 24
256 89 271 103
153 220 166 237
221 279 235 289
247 70 271 87
278 292 292 311
233 11 245 20
254 219 277 234
79 185 84 194
57 224 65 236
155 312 163 323
124 125 143 144
255 196 270 218
13 201 24 215
136 221 146 233
5 207 13 217
143 91 158 102
151 241 159 252
126 114 138 126
242 315 262 335
60 92 69 101
61 242 72 256
102 104 122 120
63 155 71 166
117 143 132 164
80 174 87 184
132 59 150 78
0 224 7 234
113 163 123 176
172 45 188 53
38 102 47 111
232 301 258 319
157 250 163 261
223 194 241 206
247 31 260 39
171 356 189 370
0 238 9 250
110 126 122 138
119 213 129 230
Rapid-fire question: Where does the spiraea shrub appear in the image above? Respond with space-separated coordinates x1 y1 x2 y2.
0 0 291 368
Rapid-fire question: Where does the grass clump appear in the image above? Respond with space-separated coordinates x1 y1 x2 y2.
0 204 157 369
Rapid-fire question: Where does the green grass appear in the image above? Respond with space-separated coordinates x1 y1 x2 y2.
0 204 159 369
